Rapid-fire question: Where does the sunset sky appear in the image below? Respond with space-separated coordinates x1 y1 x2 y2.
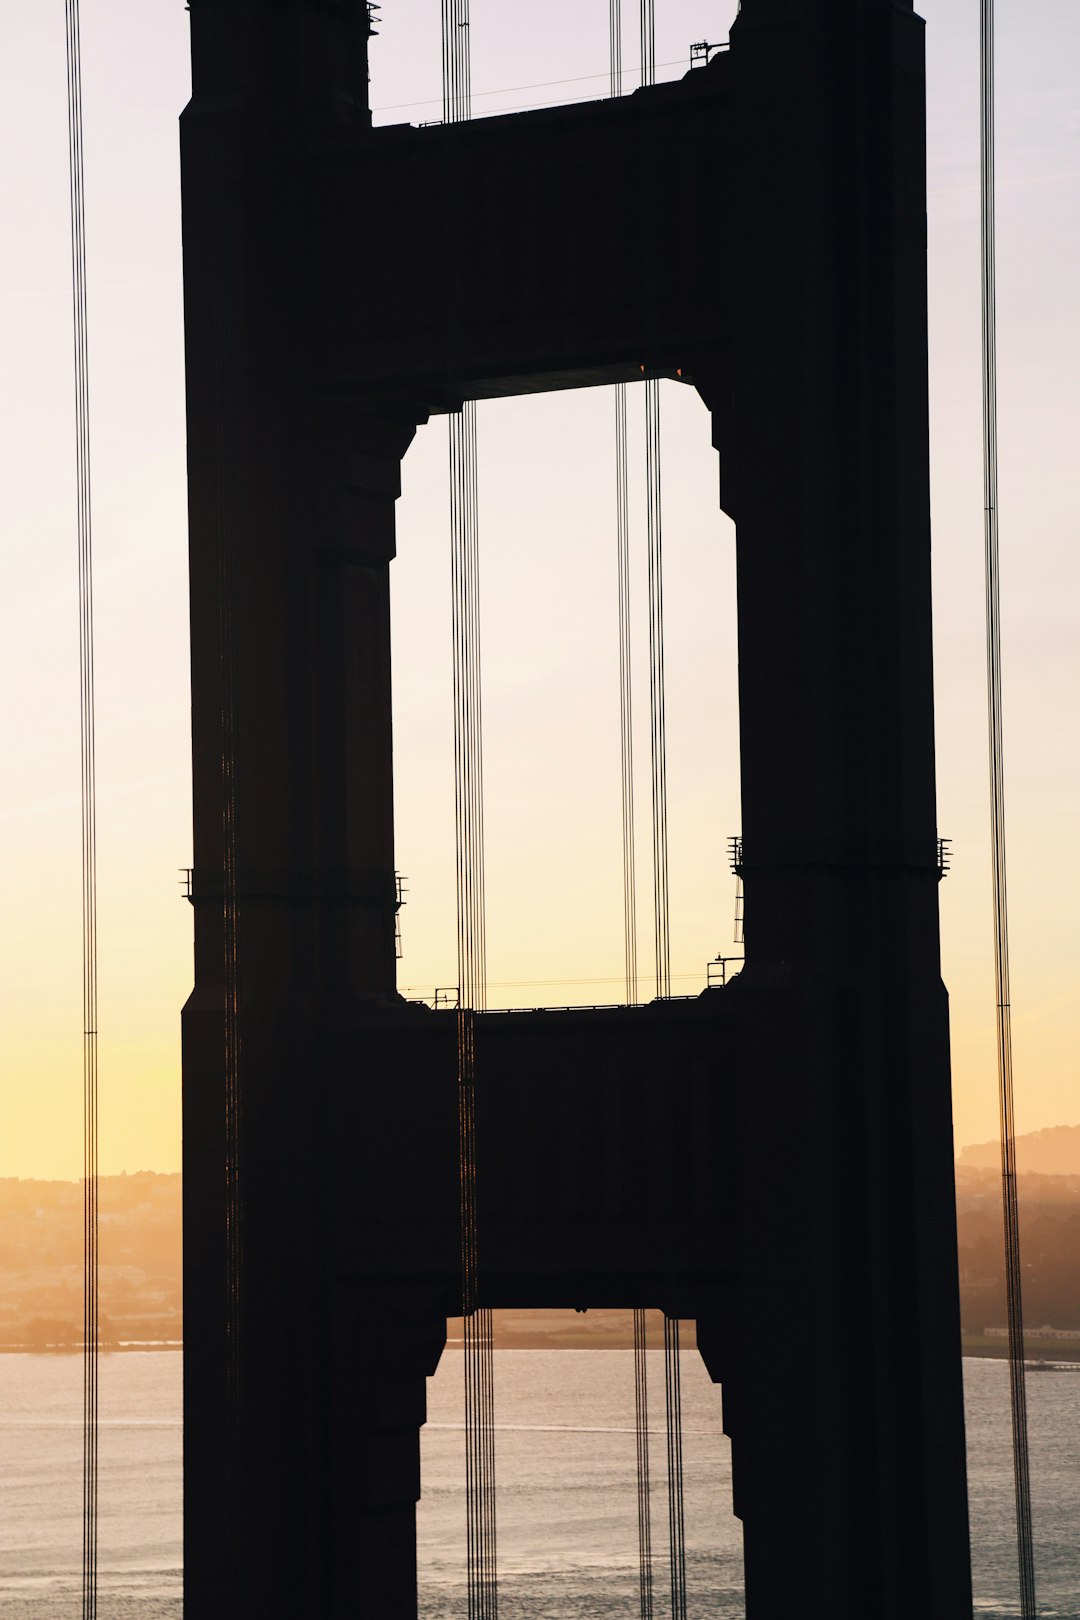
1 0 1077 1178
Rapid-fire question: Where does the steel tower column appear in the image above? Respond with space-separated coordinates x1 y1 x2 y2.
700 2 973 1614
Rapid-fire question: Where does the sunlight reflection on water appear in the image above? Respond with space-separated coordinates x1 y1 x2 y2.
2 1350 1078 1617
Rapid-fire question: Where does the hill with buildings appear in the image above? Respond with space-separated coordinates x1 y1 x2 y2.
0 1171 181 1349
3 1128 1079 1353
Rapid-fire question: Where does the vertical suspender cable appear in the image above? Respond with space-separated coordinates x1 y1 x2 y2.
612 9 653 1616
632 1306 655 1620
616 382 638 1007
662 1316 687 1620
611 8 653 1611
443 6 498 1614
63 5 98 1614
611 11 654 1613
611 18 634 1013
638 6 686 1615
451 402 497 1618
639 0 669 1005
644 381 670 1003
980 3 1037 1614
639 0 655 90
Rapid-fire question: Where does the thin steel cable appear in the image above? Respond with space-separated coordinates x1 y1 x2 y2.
611 13 654 1617
633 1308 655 1620
638 7 685 1614
980 2 1037 1613
442 0 472 128
639 0 656 88
611 0 638 1014
644 378 671 1002
663 1316 688 1620
614 10 654 1612
372 55 691 117
609 0 623 101
444 11 497 1608
451 400 498 1620
616 384 638 1007
63 4 98 1612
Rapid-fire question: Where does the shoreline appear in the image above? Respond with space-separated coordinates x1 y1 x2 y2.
5 1336 1080 1363
0 1341 182 1354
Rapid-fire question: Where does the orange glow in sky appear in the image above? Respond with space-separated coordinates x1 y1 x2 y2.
1 0 1077 1178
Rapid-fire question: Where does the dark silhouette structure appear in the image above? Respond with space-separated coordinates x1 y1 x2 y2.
181 2 972 1615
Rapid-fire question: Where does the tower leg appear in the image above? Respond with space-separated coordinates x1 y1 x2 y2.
699 4 974 1614
326 1285 447 1618
182 67 427 1600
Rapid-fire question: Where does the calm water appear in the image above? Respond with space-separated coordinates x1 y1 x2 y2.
1 1351 1078 1616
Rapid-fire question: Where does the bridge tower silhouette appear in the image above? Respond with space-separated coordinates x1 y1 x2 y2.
180 2 973 1615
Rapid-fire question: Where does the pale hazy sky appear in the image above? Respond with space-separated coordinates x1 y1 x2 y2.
1 1 1077 1178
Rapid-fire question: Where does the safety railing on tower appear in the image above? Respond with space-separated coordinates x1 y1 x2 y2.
728 836 952 879
395 872 408 959
689 40 727 70
706 955 743 990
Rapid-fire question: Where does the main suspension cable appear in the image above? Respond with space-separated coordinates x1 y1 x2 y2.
63 4 98 1613
980 2 1037 1613
444 6 498 1613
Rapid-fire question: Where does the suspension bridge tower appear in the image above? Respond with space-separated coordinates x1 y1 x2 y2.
180 0 973 1615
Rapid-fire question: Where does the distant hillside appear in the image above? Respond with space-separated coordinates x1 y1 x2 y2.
0 1172 181 1349
5 1154 1080 1353
959 1124 1080 1177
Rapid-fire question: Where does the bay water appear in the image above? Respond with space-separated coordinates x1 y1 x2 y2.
1 1350 1077 1616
